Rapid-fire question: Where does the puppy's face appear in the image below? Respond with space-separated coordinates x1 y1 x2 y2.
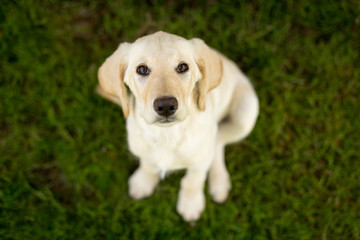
124 34 201 125
98 31 223 126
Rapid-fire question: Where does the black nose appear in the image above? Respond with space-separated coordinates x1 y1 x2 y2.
153 96 178 117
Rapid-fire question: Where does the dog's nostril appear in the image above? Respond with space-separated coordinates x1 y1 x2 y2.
153 96 178 117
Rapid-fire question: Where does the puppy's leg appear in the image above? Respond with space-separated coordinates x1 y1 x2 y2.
208 142 231 203
218 83 259 145
177 168 207 222
209 83 258 203
129 161 159 200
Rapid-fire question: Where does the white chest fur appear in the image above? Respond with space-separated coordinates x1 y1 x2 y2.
126 112 217 176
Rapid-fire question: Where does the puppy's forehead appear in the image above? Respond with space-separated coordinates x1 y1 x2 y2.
130 32 193 60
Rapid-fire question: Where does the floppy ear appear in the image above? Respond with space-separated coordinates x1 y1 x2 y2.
191 38 223 111
98 43 131 118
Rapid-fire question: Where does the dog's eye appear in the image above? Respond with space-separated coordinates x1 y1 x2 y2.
136 65 150 76
176 63 189 73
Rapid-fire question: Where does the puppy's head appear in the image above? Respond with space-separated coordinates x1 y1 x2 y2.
98 31 222 126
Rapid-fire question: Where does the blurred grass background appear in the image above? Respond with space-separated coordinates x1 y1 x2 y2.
1 0 360 239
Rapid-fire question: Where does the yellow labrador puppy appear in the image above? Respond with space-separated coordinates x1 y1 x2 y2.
97 31 259 221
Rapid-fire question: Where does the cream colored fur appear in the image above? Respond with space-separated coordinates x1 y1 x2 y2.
97 31 259 222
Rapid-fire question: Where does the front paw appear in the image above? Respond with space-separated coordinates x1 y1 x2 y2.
209 172 231 203
176 189 205 222
128 168 159 200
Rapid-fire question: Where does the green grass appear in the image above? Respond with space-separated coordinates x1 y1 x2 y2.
1 0 360 239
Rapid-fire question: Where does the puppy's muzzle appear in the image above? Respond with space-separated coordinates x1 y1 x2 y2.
153 96 178 118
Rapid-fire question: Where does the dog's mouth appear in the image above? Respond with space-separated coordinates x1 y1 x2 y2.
154 117 178 126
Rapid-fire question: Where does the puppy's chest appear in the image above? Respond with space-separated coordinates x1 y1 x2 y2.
144 128 191 160
129 125 196 170
146 130 182 148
